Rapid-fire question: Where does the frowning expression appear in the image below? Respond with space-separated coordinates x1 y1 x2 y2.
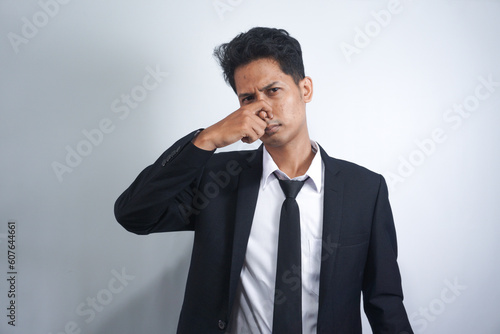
234 58 313 148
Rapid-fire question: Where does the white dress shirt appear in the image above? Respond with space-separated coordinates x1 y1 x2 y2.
229 141 325 334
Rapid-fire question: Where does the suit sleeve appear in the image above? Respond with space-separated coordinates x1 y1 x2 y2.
114 130 215 235
362 175 413 333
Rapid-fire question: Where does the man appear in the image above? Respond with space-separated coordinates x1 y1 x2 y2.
115 27 413 334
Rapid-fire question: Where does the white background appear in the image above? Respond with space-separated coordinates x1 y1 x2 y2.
1 0 499 333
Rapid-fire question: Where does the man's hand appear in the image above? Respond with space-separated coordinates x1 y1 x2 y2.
192 100 273 151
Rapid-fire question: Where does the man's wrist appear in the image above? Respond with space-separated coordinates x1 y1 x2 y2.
192 129 217 151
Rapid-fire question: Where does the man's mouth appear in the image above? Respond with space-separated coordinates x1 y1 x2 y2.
265 124 280 135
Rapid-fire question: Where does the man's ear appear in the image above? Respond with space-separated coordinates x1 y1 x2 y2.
301 76 313 103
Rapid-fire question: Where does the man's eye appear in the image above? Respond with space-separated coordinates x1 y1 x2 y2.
242 96 254 103
269 87 280 94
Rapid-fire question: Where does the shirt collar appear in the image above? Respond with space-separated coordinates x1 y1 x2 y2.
261 141 323 192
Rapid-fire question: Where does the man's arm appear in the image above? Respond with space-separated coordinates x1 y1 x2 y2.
114 101 272 234
114 130 215 234
362 175 413 333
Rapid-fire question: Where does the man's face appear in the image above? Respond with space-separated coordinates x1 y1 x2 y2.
234 58 313 148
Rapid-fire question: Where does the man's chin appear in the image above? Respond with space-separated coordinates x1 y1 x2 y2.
260 135 284 148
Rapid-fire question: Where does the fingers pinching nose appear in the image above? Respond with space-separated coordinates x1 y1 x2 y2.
259 110 270 119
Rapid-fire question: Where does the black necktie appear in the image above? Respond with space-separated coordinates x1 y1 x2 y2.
273 177 306 334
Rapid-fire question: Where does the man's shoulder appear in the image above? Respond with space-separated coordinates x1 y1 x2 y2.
328 155 378 175
319 146 382 185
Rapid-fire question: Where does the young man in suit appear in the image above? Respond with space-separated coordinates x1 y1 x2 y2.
115 27 413 334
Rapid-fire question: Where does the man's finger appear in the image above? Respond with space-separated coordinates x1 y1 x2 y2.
241 117 266 143
253 101 273 120
255 109 274 121
258 110 268 120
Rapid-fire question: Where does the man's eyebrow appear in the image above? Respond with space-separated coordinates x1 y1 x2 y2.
260 81 280 91
238 81 281 99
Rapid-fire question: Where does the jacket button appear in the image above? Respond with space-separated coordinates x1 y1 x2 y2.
218 320 226 330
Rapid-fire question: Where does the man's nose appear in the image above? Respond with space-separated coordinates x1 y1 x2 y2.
255 91 268 103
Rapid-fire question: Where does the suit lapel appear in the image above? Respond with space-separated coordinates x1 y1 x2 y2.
317 146 344 328
227 147 263 316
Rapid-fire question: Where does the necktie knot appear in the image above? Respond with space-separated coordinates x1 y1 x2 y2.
278 179 306 199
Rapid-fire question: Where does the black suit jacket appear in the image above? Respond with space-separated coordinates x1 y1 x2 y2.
115 130 413 334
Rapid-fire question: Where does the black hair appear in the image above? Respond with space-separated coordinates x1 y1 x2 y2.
213 27 305 93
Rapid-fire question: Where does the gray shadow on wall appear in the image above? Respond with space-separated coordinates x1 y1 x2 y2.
93 249 191 334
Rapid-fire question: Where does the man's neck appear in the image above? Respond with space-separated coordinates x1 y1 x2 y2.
265 137 316 179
